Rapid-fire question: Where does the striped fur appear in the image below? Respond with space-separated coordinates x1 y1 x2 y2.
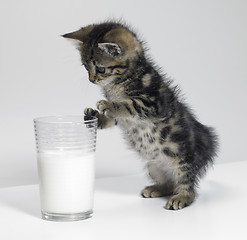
63 21 219 210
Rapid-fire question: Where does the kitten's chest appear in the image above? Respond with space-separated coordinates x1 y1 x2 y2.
103 83 127 101
119 119 160 160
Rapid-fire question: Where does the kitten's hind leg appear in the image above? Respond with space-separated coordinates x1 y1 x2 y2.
165 183 195 210
142 162 174 198
141 184 173 198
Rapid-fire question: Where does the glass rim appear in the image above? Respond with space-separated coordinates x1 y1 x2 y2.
33 115 98 124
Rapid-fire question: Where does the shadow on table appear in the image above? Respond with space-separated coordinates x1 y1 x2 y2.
199 179 237 205
96 174 237 210
96 174 150 195
0 185 40 219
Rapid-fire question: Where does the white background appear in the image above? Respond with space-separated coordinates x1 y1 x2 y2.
0 0 247 188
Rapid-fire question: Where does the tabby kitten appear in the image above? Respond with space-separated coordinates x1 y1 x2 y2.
63 21 218 210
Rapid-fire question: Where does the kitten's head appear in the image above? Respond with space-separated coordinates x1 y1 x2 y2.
63 22 143 86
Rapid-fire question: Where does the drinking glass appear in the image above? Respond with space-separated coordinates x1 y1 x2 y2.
34 115 97 221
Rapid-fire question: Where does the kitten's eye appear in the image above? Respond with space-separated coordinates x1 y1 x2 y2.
96 66 105 74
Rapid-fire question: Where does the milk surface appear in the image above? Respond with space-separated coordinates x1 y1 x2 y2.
38 151 95 214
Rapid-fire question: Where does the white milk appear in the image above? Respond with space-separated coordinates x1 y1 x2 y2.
37 151 95 214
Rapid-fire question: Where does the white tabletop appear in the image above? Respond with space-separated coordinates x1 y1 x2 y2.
0 161 246 240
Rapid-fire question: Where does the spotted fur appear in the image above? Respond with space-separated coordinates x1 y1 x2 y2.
63 21 218 210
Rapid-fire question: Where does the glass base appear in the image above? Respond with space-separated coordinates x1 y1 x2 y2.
41 210 93 221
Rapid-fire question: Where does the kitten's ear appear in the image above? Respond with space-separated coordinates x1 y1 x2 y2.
98 43 122 57
62 25 94 43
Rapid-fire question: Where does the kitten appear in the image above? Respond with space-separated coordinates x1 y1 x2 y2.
63 21 218 210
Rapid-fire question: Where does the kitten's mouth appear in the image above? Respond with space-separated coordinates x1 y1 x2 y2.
89 78 105 85
89 79 96 84
89 76 114 86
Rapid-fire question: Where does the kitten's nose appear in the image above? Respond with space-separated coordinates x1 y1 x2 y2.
89 73 96 83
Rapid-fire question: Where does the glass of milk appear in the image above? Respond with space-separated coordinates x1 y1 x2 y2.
34 115 97 221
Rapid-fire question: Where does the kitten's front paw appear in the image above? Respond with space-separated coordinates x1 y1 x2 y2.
84 108 99 120
84 108 99 117
96 100 114 118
